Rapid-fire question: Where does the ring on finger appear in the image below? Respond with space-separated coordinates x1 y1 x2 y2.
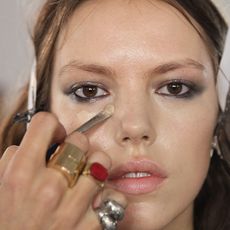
98 211 117 230
97 199 125 230
102 200 125 221
47 142 86 188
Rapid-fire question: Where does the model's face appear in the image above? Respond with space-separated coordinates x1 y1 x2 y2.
51 0 218 229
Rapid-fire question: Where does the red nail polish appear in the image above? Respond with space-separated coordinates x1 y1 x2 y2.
90 162 108 182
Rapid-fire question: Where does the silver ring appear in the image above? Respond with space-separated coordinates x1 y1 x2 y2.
103 200 125 221
97 199 125 230
98 210 117 230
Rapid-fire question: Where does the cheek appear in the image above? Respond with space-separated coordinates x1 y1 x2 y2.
50 85 105 133
165 109 216 174
52 109 100 134
152 96 217 205
130 105 218 229
158 90 218 172
157 100 218 206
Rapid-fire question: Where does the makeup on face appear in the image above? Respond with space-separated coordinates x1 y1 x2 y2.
71 104 114 134
46 104 114 161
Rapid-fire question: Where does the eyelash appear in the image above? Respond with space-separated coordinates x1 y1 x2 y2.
67 79 201 103
68 82 109 103
155 79 201 99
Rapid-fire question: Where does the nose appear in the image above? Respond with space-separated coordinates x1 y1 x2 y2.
115 100 156 146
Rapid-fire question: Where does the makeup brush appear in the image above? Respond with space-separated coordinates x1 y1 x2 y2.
46 104 114 161
71 104 114 134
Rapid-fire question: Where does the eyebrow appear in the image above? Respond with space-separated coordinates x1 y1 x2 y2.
152 58 205 74
58 60 115 77
58 58 205 78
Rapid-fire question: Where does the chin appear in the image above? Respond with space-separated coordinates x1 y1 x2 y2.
117 202 165 230
116 195 194 230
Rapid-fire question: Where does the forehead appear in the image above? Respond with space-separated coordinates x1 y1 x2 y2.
55 0 211 70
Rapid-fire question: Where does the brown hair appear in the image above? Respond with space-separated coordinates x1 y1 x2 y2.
0 0 229 229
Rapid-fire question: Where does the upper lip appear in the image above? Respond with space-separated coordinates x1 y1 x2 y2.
108 159 168 180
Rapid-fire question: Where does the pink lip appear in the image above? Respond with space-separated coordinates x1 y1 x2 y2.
107 159 167 195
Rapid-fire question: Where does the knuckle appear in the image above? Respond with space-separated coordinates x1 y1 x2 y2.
37 176 65 207
4 170 30 190
65 132 89 153
0 146 18 171
78 133 89 147
38 184 61 206
88 151 112 170
31 112 58 127
10 170 29 183
4 145 18 154
43 185 59 199
29 112 66 141
102 190 128 209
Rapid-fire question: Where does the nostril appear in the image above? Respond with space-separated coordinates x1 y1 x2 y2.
122 136 149 142
123 137 130 142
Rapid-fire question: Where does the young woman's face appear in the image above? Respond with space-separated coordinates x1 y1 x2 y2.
50 0 218 229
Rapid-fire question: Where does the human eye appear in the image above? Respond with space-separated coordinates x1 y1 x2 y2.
155 79 202 99
68 82 109 102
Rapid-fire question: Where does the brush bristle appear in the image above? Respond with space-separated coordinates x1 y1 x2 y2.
103 104 115 116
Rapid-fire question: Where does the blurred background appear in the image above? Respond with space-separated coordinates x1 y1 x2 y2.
0 1 43 113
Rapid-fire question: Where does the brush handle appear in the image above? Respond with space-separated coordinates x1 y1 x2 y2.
46 109 112 161
71 112 111 134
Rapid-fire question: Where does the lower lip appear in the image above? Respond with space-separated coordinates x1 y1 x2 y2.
108 175 166 195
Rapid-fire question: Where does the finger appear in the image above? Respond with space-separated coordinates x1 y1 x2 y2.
93 188 128 210
65 131 89 153
46 129 90 162
74 207 102 230
2 113 67 188
57 151 111 223
18 112 67 164
47 137 89 189
0 145 18 179
27 167 69 222
7 112 66 177
78 190 127 230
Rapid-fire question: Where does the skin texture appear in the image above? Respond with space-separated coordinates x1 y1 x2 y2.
0 0 219 230
50 0 219 229
0 112 128 229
